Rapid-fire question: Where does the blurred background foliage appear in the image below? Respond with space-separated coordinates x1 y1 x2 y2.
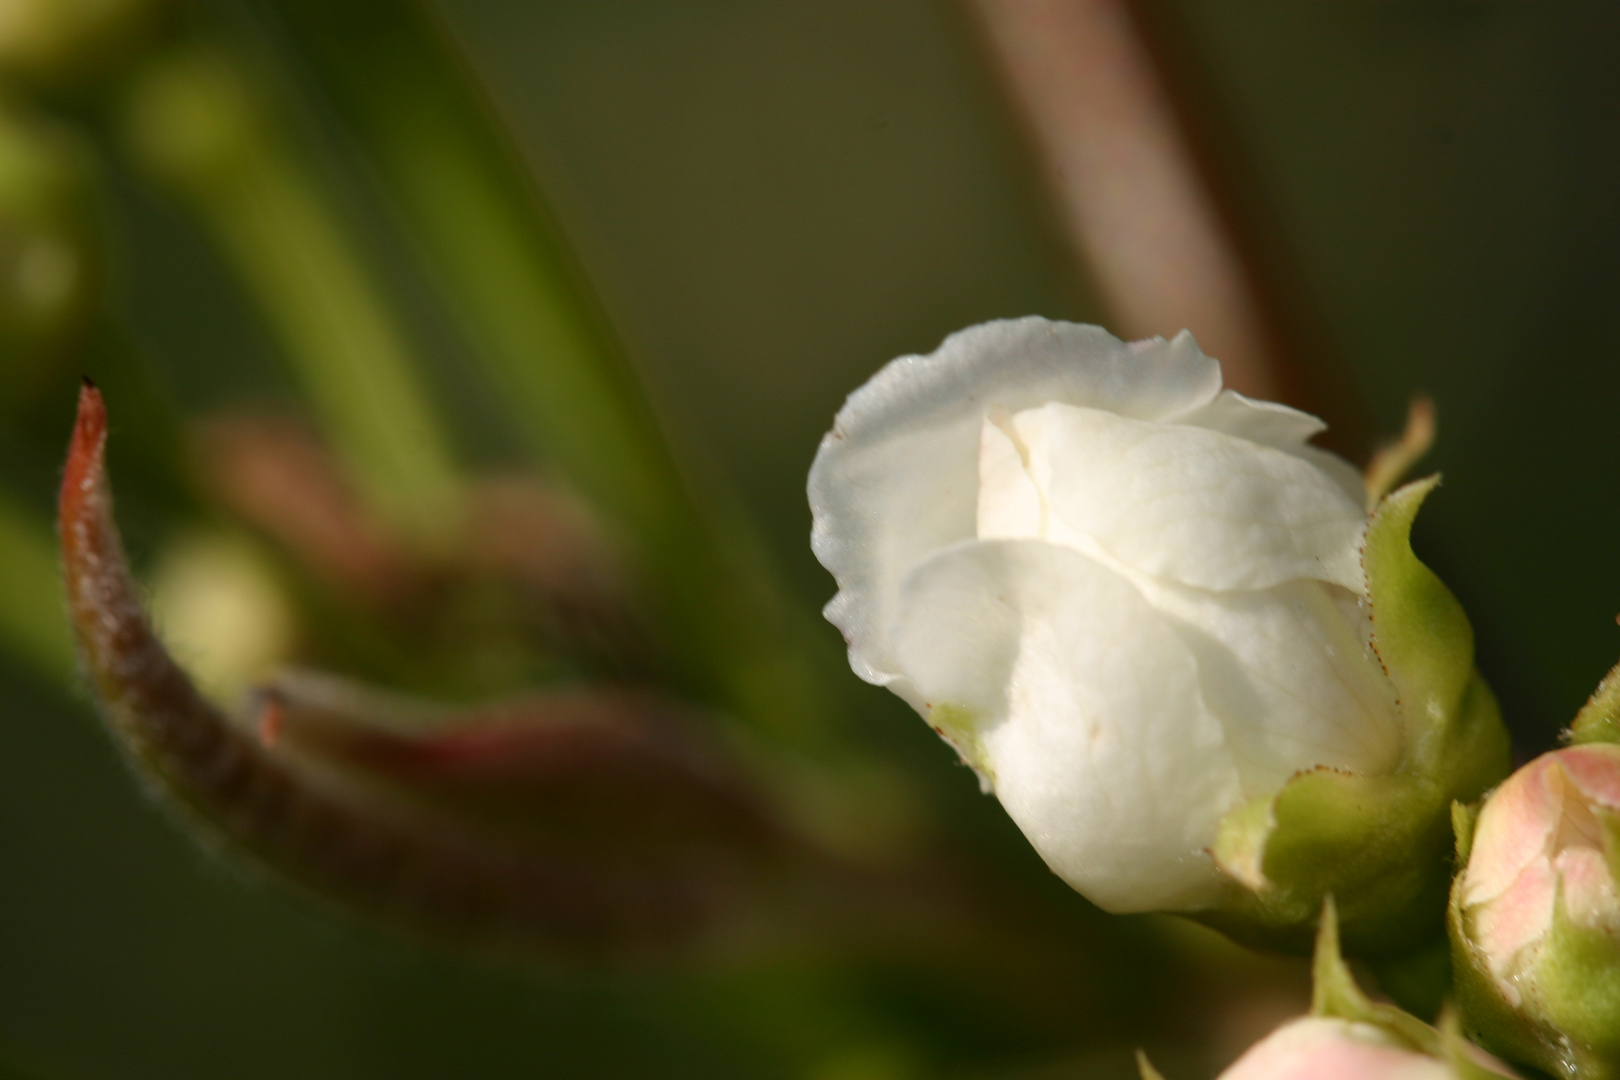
3 2 1620 1078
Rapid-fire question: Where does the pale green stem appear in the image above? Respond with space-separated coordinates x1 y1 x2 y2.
256 3 837 751
121 47 461 551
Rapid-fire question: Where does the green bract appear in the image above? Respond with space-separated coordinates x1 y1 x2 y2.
1201 477 1512 956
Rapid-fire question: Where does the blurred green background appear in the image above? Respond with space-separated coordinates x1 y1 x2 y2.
4 2 1620 1077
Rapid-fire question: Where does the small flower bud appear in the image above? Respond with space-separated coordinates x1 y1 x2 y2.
1206 1018 1462 1080
1145 900 1516 1079
1451 745 1620 1079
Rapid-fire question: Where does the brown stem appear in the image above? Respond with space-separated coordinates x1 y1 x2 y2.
965 0 1368 456
58 384 793 958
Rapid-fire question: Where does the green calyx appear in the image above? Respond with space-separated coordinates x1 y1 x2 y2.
1200 477 1513 957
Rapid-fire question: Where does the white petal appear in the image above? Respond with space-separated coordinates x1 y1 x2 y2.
809 318 1221 685
1176 388 1325 448
977 412 1044 541
888 538 1242 912
1138 578 1404 795
1175 389 1366 504
1021 402 1367 592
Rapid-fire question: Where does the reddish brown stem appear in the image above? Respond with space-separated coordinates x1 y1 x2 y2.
58 385 791 957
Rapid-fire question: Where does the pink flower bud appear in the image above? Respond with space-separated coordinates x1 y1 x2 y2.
1215 1018 1461 1080
1458 745 1620 1004
1451 744 1620 1077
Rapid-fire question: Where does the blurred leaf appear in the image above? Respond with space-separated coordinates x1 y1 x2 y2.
252 0 841 752
122 44 463 550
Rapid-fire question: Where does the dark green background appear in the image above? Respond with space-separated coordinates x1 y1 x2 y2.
4 3 1619 1077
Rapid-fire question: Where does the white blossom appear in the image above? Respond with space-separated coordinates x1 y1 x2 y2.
809 318 1402 912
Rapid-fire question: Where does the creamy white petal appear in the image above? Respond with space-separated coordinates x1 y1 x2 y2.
1018 402 1367 592
1175 389 1367 504
809 318 1222 684
977 412 1044 540
888 538 1242 912
1136 578 1404 794
1176 388 1325 449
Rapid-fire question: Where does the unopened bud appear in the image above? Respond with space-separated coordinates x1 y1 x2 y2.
810 320 1511 955
1451 745 1620 1079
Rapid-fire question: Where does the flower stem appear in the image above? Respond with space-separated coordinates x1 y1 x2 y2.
120 45 462 551
245 1 837 751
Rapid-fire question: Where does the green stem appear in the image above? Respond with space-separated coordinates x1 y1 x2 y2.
251 1 835 751
120 46 461 551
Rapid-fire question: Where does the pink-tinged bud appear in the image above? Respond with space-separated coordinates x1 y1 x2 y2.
1214 1017 1460 1080
1143 897 1516 1080
1451 745 1620 1078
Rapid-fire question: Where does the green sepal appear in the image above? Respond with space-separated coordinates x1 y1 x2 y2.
1201 478 1512 956
1365 478 1482 760
1361 478 1511 804
1530 880 1620 1079
1134 1049 1168 1080
1311 896 1437 1051
1571 662 1620 746
1314 899 1515 1078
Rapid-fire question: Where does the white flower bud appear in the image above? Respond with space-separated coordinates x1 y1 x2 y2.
810 319 1505 928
